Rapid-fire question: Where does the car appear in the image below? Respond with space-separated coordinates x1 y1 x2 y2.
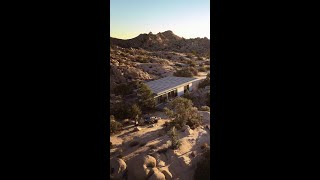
144 116 161 124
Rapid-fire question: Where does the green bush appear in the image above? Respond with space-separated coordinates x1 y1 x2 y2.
164 97 202 130
167 127 181 150
136 55 149 63
198 73 210 89
199 106 210 111
110 115 122 134
187 60 197 67
174 67 198 77
198 67 206 72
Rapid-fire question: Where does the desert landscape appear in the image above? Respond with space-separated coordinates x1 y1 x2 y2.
110 30 211 180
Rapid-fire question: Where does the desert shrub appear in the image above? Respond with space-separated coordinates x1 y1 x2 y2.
129 141 140 147
113 83 132 96
164 97 202 129
174 68 193 77
110 100 132 120
189 67 199 76
129 104 142 124
136 55 149 63
183 90 192 100
186 53 193 58
198 73 210 89
174 67 198 77
199 66 206 72
167 127 181 150
110 115 122 134
122 119 130 126
194 148 210 180
187 60 197 67
205 66 210 71
200 106 210 111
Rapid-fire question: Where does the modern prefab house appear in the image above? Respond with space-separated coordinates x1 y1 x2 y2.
145 76 203 106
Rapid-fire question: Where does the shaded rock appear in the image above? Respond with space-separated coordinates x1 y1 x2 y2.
148 168 165 180
134 127 142 131
161 169 173 180
110 158 127 179
143 155 157 168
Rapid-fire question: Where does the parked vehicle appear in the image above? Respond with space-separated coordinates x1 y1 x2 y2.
144 116 160 124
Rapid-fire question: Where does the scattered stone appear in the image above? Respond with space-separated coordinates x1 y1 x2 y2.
134 127 142 131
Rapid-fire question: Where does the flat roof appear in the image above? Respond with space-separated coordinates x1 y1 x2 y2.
145 76 198 95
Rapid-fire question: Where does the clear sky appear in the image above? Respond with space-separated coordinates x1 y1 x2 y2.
110 0 210 39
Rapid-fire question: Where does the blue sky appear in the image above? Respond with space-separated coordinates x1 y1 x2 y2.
110 0 210 39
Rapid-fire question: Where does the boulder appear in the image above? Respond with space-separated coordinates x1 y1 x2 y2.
143 155 157 168
161 169 173 180
148 168 165 180
134 127 142 131
110 158 127 179
128 155 156 180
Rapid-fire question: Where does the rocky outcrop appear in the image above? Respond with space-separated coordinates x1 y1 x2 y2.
110 31 210 56
148 168 166 180
110 158 127 179
161 169 173 180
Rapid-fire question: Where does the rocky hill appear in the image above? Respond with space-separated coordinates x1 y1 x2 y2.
110 30 210 56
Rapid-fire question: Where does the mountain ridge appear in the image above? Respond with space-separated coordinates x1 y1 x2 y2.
110 31 210 56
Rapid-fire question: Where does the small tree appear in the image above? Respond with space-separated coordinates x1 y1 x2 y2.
164 97 202 129
167 127 181 150
110 115 122 134
137 83 156 111
130 104 142 125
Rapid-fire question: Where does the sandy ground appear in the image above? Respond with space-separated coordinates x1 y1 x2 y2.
110 111 210 180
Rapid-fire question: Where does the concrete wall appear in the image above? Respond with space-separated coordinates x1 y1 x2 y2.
177 86 184 96
189 83 193 91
